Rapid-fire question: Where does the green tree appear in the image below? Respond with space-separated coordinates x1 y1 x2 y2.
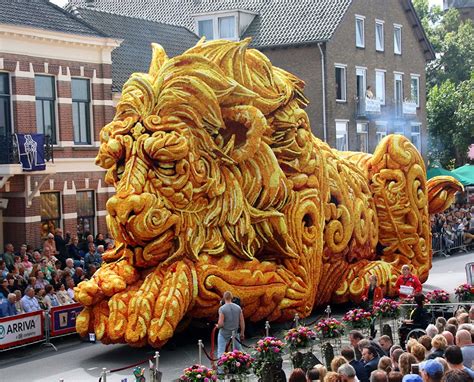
427 76 474 167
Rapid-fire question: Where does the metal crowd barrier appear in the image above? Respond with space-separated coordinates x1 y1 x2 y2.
0 303 82 352
431 232 471 258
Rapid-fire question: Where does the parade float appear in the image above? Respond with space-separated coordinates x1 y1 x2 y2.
74 38 462 347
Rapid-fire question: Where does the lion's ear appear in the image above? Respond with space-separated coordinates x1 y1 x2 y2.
218 105 271 163
148 43 169 79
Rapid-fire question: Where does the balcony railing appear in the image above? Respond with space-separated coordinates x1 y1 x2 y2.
356 97 381 117
0 133 54 165
403 101 417 115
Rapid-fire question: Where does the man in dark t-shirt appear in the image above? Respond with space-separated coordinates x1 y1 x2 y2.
216 291 245 358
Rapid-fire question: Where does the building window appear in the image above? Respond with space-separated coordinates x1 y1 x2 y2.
40 192 61 238
394 73 403 117
356 67 367 115
218 16 235 39
356 16 365 48
411 75 420 107
0 73 11 138
375 122 387 145
198 19 214 39
375 70 385 105
393 123 405 136
375 20 384 51
335 65 347 102
356 123 369 153
77 190 95 240
411 123 421 152
35 75 56 144
394 24 402 54
335 120 348 151
72 78 91 145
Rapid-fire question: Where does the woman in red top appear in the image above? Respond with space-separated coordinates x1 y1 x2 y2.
362 274 383 305
395 265 422 299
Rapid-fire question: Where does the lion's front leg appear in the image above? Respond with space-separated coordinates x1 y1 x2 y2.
124 259 197 347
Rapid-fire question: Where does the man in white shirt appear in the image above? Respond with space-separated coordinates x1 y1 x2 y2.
20 287 41 312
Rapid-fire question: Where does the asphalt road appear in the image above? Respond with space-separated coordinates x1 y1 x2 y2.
1 250 472 382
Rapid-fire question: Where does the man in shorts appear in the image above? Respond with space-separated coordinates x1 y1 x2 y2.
216 291 245 358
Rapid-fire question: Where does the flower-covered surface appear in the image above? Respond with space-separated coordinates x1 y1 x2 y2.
426 289 450 303
454 284 474 301
315 317 344 338
179 364 217 382
342 309 372 328
217 350 254 375
253 336 285 379
285 326 316 351
372 298 401 318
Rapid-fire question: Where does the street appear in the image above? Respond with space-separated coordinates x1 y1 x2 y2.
0 250 472 382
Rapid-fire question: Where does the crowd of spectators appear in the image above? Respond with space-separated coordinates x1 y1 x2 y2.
288 304 474 382
431 204 474 253
0 230 112 317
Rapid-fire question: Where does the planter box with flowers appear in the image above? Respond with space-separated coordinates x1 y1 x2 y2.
315 317 344 339
454 284 474 302
252 337 286 382
342 309 372 330
217 350 254 382
179 364 217 382
285 326 318 371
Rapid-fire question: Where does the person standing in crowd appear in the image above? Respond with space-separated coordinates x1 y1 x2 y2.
379 336 393 356
1 243 15 271
444 345 474 379
67 236 84 268
54 228 70 265
215 291 245 358
338 363 358 382
342 346 369 382
419 359 444 382
362 345 380 375
95 233 107 248
349 330 365 361
455 330 474 369
34 271 49 289
395 265 422 299
21 287 41 312
57 284 74 305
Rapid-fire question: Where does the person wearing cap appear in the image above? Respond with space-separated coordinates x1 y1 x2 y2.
419 360 443 382
401 374 422 382
395 265 422 299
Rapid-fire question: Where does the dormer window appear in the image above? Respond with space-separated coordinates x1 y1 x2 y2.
198 19 214 40
218 16 235 39
194 10 256 41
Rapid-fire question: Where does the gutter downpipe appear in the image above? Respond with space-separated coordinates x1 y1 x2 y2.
317 42 327 142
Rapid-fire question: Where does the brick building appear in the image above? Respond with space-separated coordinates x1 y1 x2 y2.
0 0 198 250
444 0 474 21
68 0 435 159
0 0 121 249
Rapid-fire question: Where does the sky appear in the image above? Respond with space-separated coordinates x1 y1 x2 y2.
51 0 445 9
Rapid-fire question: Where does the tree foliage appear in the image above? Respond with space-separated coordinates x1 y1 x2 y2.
413 1 474 166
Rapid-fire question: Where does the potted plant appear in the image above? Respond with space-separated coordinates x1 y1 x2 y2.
372 298 401 318
253 337 286 382
342 308 372 329
217 349 254 381
315 317 344 339
179 364 217 382
454 284 474 302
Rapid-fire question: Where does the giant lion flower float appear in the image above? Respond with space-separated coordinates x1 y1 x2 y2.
75 38 462 347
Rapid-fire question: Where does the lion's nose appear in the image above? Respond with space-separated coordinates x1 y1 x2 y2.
106 194 154 225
